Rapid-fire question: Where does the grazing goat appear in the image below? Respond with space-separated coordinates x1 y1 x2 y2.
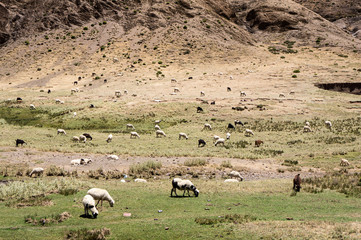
255 140 264 147
82 133 93 140
229 171 243 181
200 91 205 97
57 129 66 135
130 131 140 139
227 87 231 92
198 139 206 147
156 130 166 138
325 120 332 129
227 123 235 130
29 167 44 177
234 120 244 126
303 126 312 133
126 123 135 130
293 174 301 192
16 139 26 147
179 133 188 140
197 107 203 113
245 129 254 136
215 138 225 146
203 123 212 130
106 134 112 143
340 159 350 166
171 178 199 197
226 132 231 140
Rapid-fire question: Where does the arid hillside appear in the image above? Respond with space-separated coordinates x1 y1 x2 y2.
0 0 360 46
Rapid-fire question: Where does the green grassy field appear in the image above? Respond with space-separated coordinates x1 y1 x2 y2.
0 178 360 240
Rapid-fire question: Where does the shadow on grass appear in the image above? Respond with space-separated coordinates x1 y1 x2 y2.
79 214 96 219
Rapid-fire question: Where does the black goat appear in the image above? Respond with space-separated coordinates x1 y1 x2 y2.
198 139 206 147
16 139 26 147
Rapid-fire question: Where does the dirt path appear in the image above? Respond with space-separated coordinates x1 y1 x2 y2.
0 147 322 181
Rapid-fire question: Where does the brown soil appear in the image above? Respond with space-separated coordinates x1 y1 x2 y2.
0 147 321 181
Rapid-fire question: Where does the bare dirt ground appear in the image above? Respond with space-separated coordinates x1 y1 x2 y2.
0 147 321 181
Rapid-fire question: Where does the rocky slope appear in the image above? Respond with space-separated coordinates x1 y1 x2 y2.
0 0 360 47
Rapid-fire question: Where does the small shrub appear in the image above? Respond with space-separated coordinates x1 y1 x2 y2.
220 160 233 168
128 161 162 177
292 75 297 78
282 160 299 166
65 227 111 240
24 40 29 45
293 69 300 73
253 149 283 157
184 159 207 167
225 140 248 149
83 27 88 30
46 165 67 176
195 214 257 225
25 212 71 226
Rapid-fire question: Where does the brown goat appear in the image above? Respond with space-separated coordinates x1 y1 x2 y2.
293 174 301 192
255 140 264 147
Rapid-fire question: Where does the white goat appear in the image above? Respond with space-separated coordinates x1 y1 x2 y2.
213 135 220 143
72 136 80 142
108 155 119 160
240 91 246 96
303 126 312 132
30 104 36 110
171 179 199 197
83 195 99 218
126 123 135 129
178 132 188 140
215 138 225 146
245 129 254 136
203 123 212 130
130 131 140 139
156 130 166 138
229 171 244 181
226 132 231 140
106 134 113 143
79 135 87 143
87 188 115 207
325 120 332 129
155 125 161 130
29 167 44 177
135 178 147 183
340 159 350 166
224 179 239 183
71 159 85 166
57 129 66 135
200 91 205 97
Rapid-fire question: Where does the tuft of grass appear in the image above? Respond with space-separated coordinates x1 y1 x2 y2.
0 178 88 202
304 172 361 197
25 212 71 226
184 159 207 167
65 227 111 240
220 160 233 168
195 214 257 225
282 160 299 166
128 161 162 177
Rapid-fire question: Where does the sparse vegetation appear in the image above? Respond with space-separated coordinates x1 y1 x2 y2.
184 159 207 167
